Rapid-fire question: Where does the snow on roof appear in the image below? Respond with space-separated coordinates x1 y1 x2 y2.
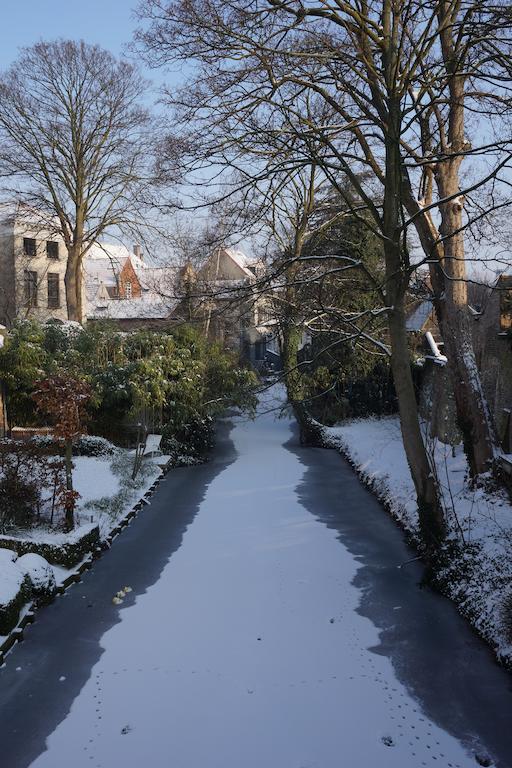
136 266 180 293
87 241 148 269
0 202 61 236
84 257 121 290
84 243 180 320
223 247 257 278
84 241 259 322
406 300 433 332
88 296 176 321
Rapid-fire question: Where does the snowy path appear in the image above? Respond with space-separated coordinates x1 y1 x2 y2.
1 394 512 767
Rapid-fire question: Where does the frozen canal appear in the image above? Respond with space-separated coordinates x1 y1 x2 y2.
0 392 511 767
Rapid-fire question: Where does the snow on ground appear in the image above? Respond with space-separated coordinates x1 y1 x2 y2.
73 450 164 538
28 393 490 768
0 448 163 639
322 415 512 666
73 456 123 507
0 549 25 607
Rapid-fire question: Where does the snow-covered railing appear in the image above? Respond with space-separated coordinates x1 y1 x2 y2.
425 331 447 366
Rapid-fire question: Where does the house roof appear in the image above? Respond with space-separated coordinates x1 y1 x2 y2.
84 242 178 321
223 247 258 279
88 296 176 321
136 266 181 294
405 300 434 332
84 241 261 323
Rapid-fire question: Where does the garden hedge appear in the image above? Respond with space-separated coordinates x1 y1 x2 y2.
0 523 100 568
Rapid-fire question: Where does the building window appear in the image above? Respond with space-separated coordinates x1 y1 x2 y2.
500 279 512 331
23 238 36 257
46 241 59 259
47 273 60 309
24 270 38 307
124 281 132 299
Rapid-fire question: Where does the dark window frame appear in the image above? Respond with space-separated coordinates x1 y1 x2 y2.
46 240 59 260
47 273 60 309
24 270 38 308
23 238 37 257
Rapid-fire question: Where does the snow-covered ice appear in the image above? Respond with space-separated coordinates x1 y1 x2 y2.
27 392 489 768
322 415 512 666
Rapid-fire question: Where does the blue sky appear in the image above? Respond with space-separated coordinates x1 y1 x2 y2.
0 0 203 249
0 0 183 91
1 0 135 65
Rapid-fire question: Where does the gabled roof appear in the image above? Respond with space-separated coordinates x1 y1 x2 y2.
405 300 434 332
136 266 181 294
85 242 146 275
223 247 257 279
84 242 178 321
88 296 176 321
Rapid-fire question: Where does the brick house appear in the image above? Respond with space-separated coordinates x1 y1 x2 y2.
84 242 179 329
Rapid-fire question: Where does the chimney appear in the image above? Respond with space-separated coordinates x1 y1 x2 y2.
133 244 143 260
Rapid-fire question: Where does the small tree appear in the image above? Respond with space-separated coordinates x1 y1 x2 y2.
33 375 91 530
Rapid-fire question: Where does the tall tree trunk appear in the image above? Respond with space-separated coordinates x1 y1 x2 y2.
387 294 445 548
437 0 497 474
64 245 82 323
382 83 445 549
280 319 320 444
75 251 83 323
435 170 497 475
280 238 323 445
401 1 499 477
402 153 497 475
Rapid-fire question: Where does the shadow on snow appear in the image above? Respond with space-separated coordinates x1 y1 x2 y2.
287 423 512 768
0 420 237 768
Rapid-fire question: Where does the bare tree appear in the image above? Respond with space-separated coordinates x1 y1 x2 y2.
136 0 450 547
243 161 387 439
0 40 157 322
136 0 512 542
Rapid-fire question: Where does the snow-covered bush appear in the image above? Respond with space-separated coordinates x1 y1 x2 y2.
30 434 116 457
0 523 100 567
16 553 56 602
0 548 17 565
83 452 160 531
73 435 116 457
0 440 67 531
0 473 40 530
0 549 31 634
83 491 128 522
31 434 55 451
1 321 257 472
161 415 214 462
